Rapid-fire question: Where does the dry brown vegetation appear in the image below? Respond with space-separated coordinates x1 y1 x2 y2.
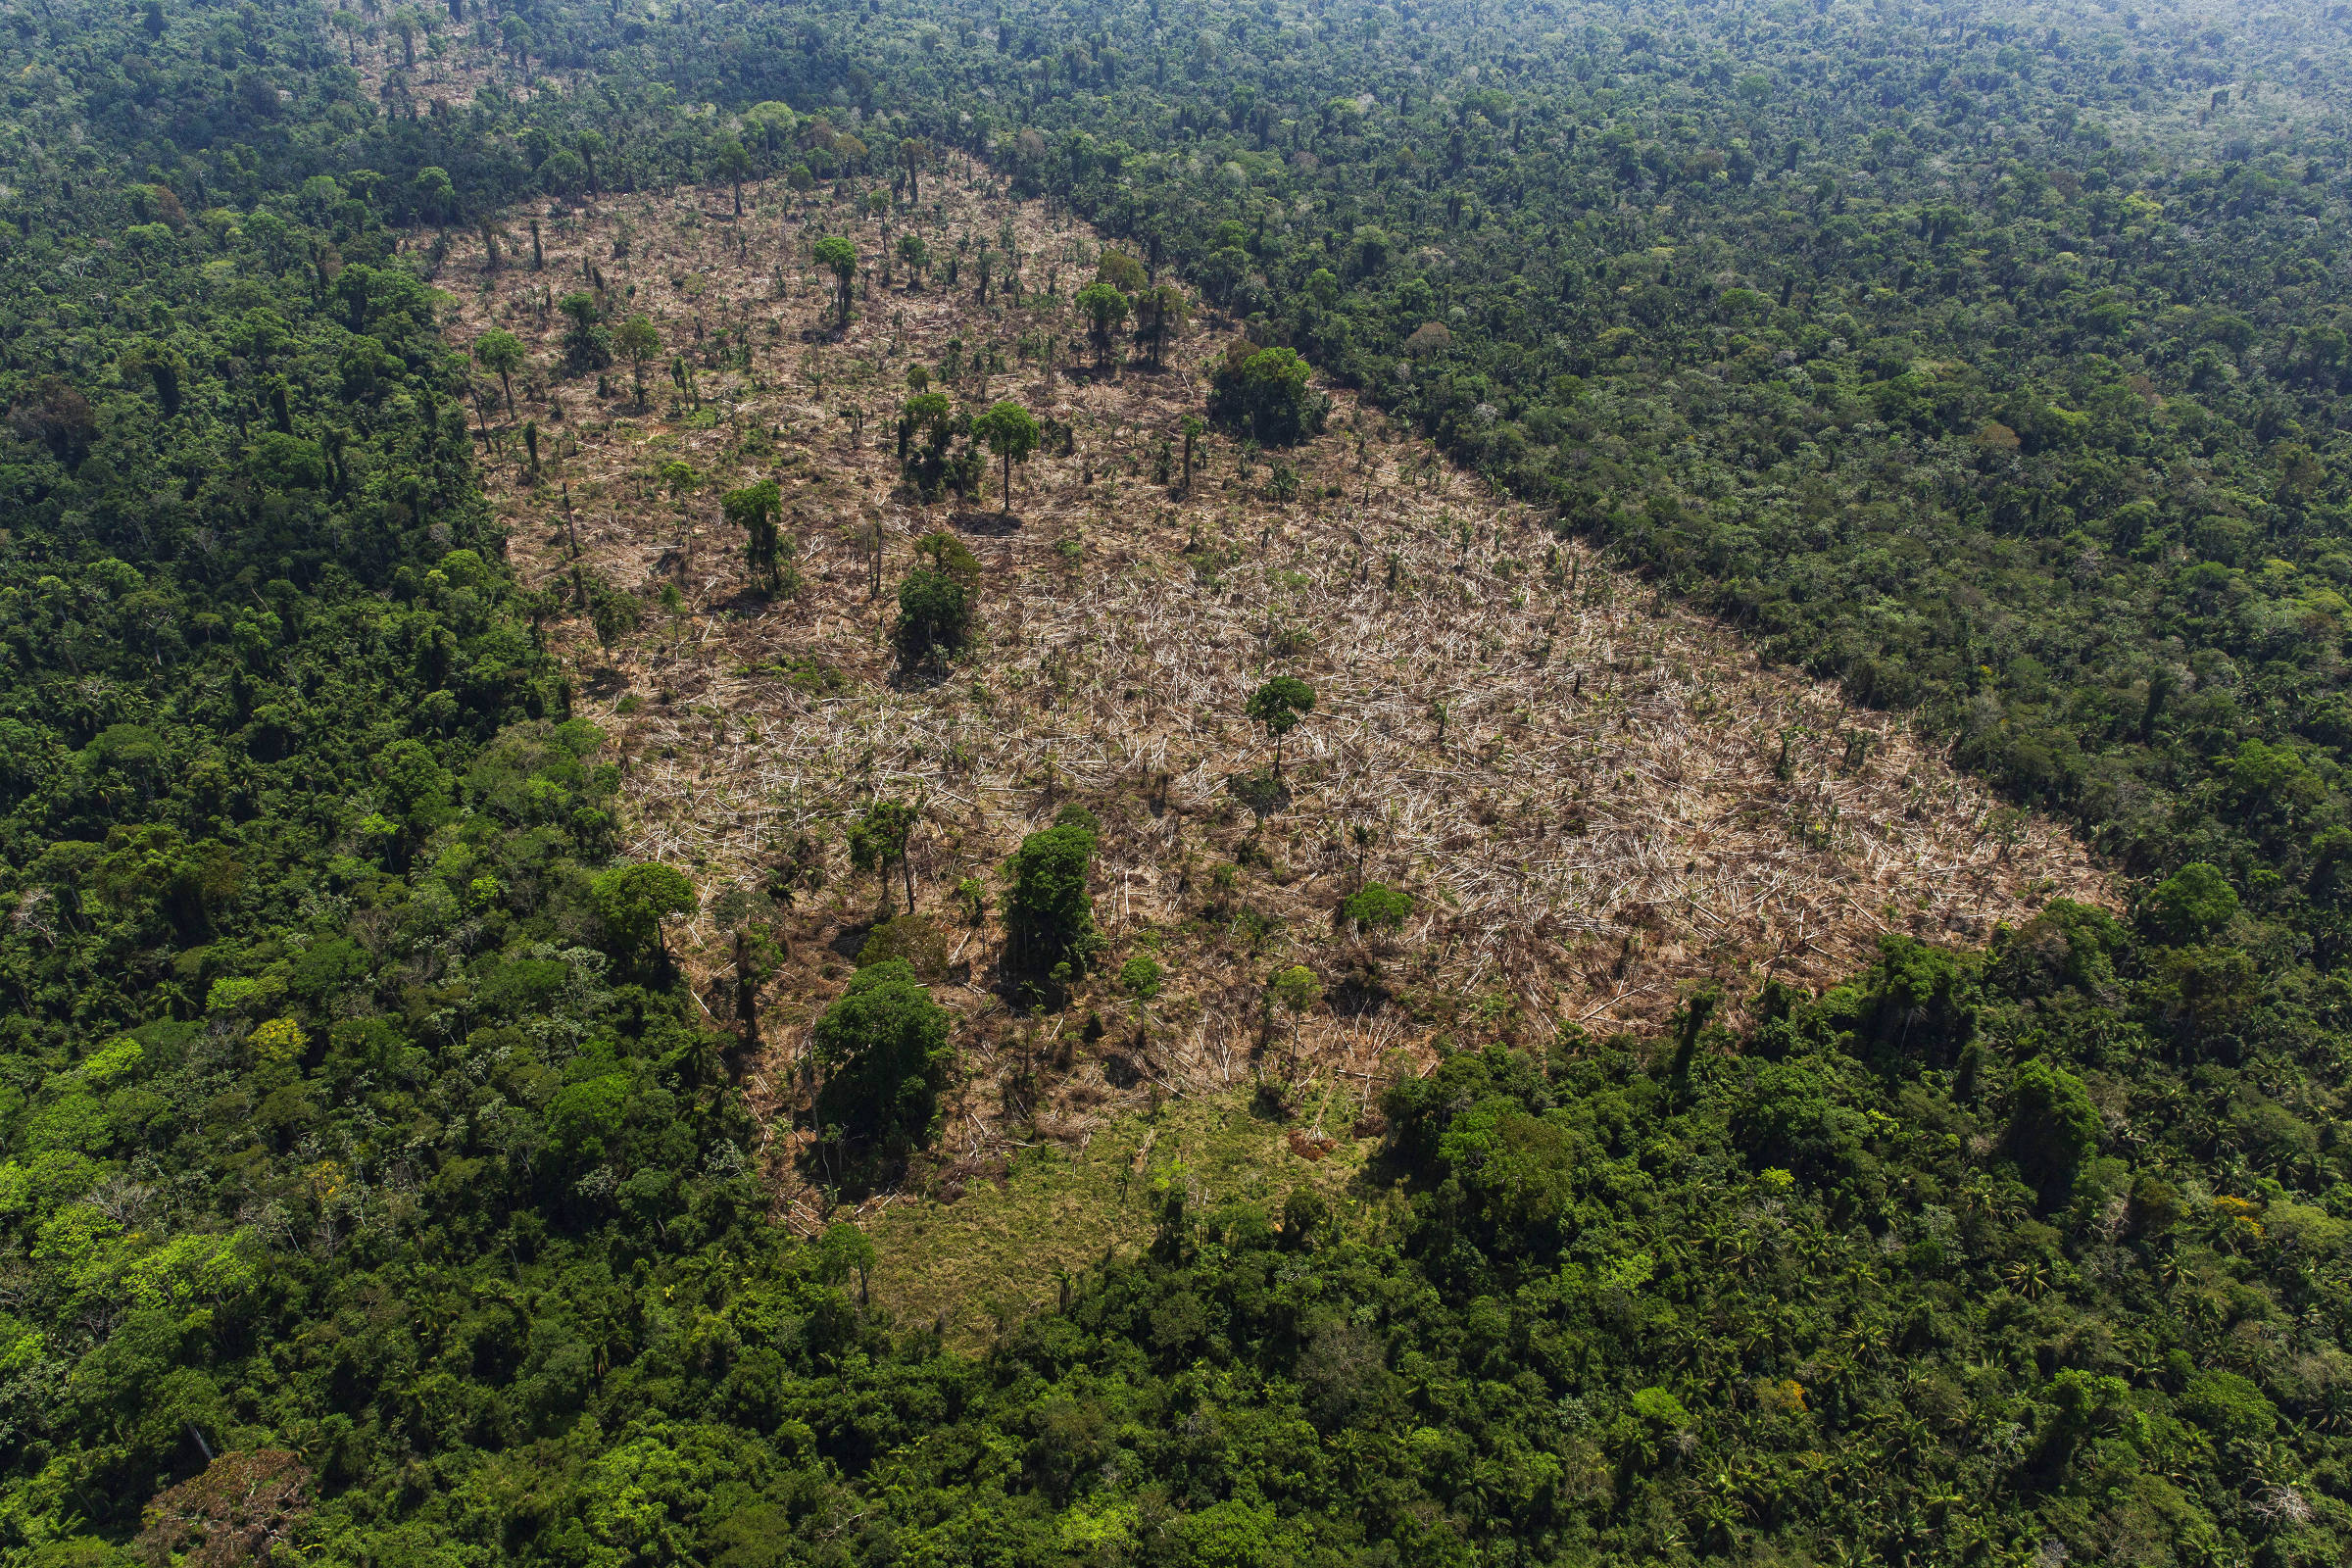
438 168 2111 1214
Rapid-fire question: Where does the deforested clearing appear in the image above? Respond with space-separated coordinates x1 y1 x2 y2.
442 171 2109 1201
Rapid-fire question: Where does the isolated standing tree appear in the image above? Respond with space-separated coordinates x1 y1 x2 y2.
658 459 700 507
557 290 611 372
893 530 981 665
1075 280 1131 367
721 478 786 595
1208 343 1327 445
899 136 927 201
390 5 420 66
1005 806 1102 982
709 134 753 215
972 400 1041 514
1342 882 1412 939
612 315 661 410
472 329 524 416
1178 414 1204 492
1268 963 1322 1062
896 231 929 288
811 958 952 1177
848 799 919 914
813 235 858 328
1246 676 1316 778
1135 282 1190 368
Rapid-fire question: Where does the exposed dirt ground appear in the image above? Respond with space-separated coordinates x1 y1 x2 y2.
438 165 2111 1223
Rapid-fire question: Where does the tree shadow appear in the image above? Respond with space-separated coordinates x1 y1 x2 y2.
949 508 1022 536
1227 769 1291 821
827 920 878 962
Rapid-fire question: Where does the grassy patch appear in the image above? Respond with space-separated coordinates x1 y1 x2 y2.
865 1087 1375 1350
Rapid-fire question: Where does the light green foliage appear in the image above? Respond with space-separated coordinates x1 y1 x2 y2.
1268 963 1321 1020
1341 882 1411 935
1117 955 1163 1001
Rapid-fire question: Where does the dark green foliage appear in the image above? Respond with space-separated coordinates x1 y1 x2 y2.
857 913 951 980
722 478 791 597
1004 806 1102 982
846 799 918 914
590 860 698 964
1244 674 1315 775
1207 343 1327 446
2005 1055 2102 1202
812 234 858 327
893 391 986 501
810 958 952 1178
2144 861 2240 943
892 530 980 665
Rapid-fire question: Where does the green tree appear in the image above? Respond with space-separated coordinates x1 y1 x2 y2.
591 862 697 964
893 530 981 665
2006 1056 2100 1200
1075 280 1131 366
587 577 643 654
708 134 753 215
811 958 953 1175
1208 344 1326 445
1268 963 1321 1056
896 230 929 287
971 400 1041 514
410 166 455 224
2145 861 2237 943
1342 882 1411 937
1119 954 1164 1003
1245 676 1316 778
1135 282 1189 368
558 291 611 372
1005 807 1102 980
612 316 662 410
813 235 858 328
847 799 918 914
389 6 421 68
721 478 788 596
1178 414 1205 492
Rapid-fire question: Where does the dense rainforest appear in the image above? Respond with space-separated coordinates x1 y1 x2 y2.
4 0 2352 1565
